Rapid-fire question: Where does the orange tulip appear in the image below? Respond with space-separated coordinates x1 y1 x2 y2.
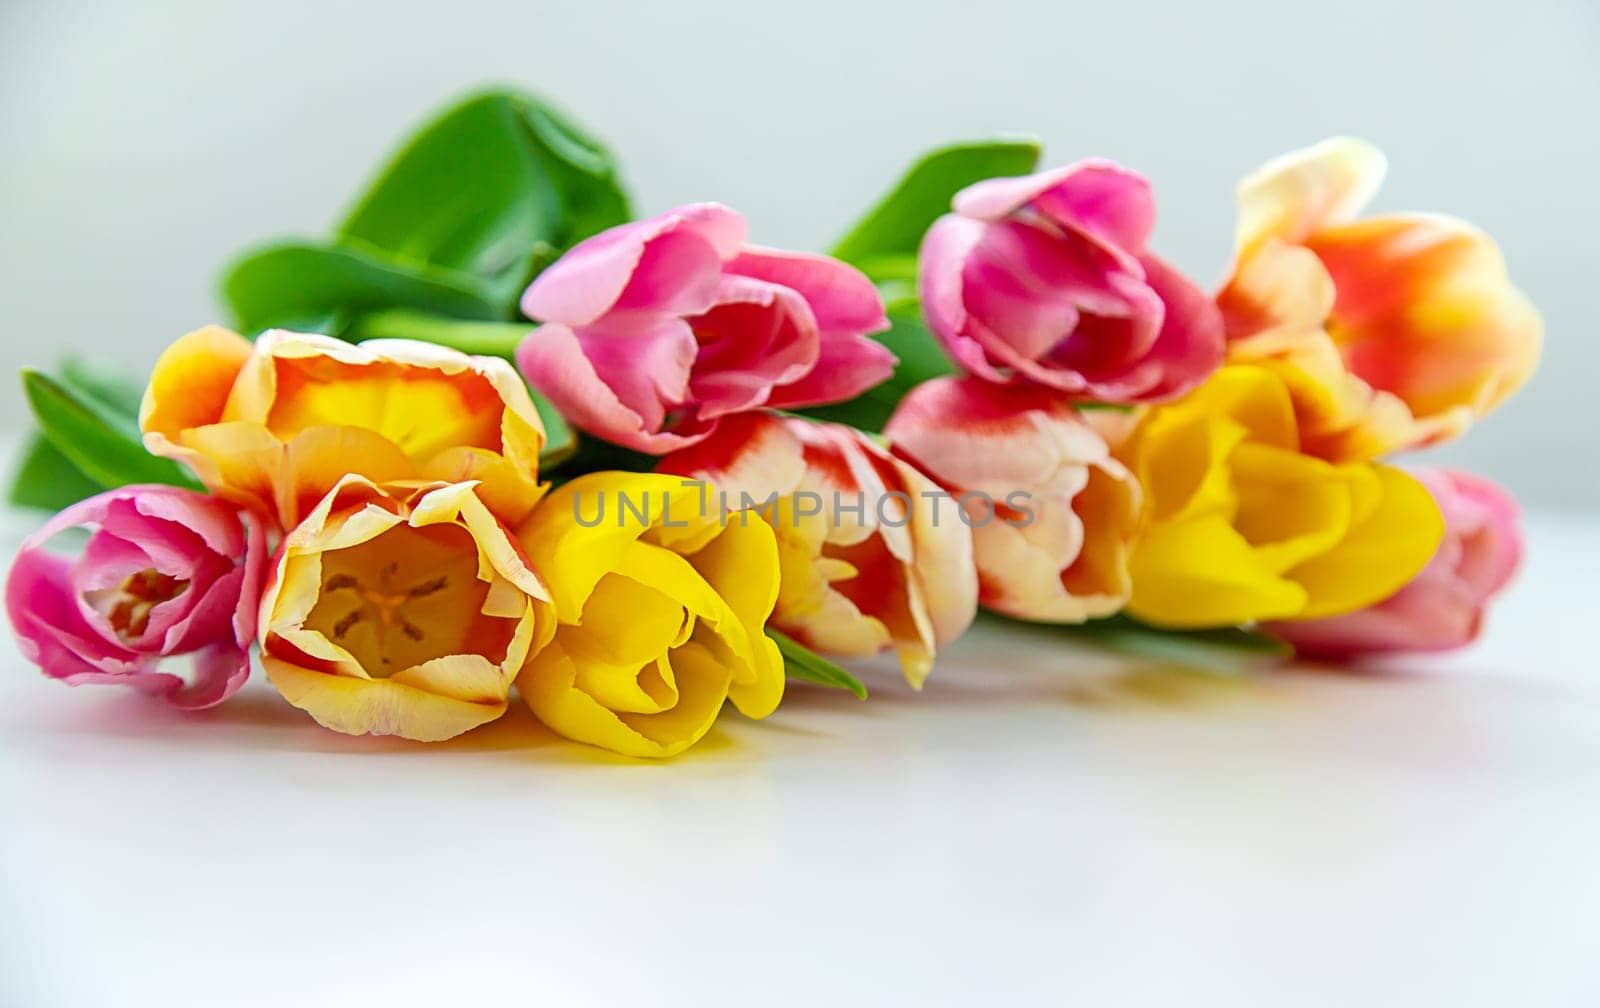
141 328 547 530
1219 138 1541 461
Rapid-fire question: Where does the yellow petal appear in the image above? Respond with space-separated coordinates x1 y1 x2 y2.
1227 442 1353 573
1127 514 1308 627
1285 463 1445 619
264 654 508 742
139 325 253 452
518 640 731 759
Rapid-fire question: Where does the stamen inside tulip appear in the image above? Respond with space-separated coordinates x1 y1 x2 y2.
85 569 190 643
302 524 501 677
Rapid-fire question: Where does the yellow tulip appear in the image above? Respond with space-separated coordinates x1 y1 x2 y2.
1219 137 1541 461
259 477 556 741
141 328 547 530
1120 365 1444 628
514 471 784 758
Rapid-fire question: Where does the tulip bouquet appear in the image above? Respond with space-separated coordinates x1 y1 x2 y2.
5 89 1538 757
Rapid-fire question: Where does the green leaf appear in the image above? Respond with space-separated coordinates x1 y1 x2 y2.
831 137 1042 280
1012 613 1292 676
59 359 145 416
221 238 504 336
796 296 953 433
338 89 630 313
768 629 868 700
20 370 201 493
7 434 104 511
346 307 529 356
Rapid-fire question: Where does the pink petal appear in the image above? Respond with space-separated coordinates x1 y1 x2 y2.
520 203 746 325
954 159 1155 253
9 549 134 676
766 332 898 409
123 484 248 557
517 320 712 454
918 215 1003 382
158 565 244 654
724 246 889 338
231 508 269 650
1420 469 1523 598
1120 253 1225 401
971 219 1144 320
687 275 820 418
72 529 158 592
166 640 253 710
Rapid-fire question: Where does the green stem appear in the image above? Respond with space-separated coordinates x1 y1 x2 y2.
347 308 530 359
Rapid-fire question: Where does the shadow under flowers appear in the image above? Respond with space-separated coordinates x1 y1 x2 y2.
14 611 1318 764
16 678 756 767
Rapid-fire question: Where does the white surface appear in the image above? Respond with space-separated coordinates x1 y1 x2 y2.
2 0 1598 509
2 513 1599 1007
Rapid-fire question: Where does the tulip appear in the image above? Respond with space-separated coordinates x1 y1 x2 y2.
1218 137 1542 461
1120 365 1445 628
660 413 977 687
6 485 267 709
1267 469 1522 658
141 328 548 531
259 478 555 742
514 472 784 758
516 202 896 454
919 160 1225 403
885 376 1139 623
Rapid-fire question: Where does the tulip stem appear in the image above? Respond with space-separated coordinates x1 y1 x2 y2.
347 309 529 359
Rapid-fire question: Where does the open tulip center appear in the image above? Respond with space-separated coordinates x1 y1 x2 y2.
87 569 190 643
304 524 497 677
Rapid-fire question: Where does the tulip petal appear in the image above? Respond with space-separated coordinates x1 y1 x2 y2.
139 326 254 456
1236 136 1387 253
956 159 1157 253
1128 515 1310 628
264 654 509 742
726 245 890 337
520 203 746 324
1283 464 1445 620
1307 213 1542 433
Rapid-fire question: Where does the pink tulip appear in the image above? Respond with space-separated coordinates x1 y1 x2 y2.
920 160 1224 403
6 485 268 709
1267 469 1523 660
517 203 896 454
885 376 1140 623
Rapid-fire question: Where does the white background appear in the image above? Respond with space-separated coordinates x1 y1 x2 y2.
2 0 1597 509
4 512 1599 1006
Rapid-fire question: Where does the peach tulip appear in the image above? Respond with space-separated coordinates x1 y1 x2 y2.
660 413 977 687
885 376 1139 623
259 477 555 742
